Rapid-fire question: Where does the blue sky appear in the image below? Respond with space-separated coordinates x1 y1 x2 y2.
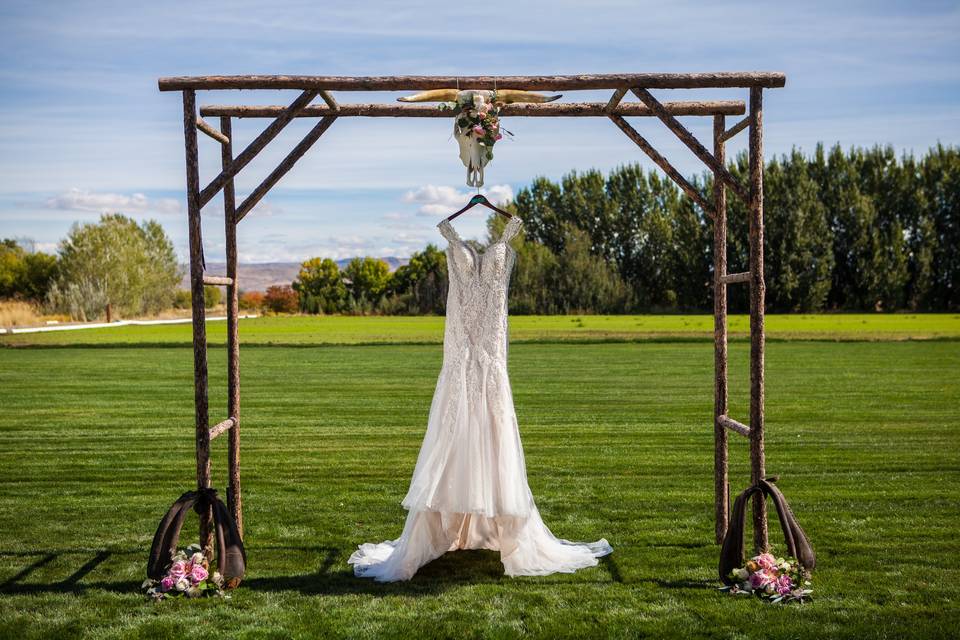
1 0 957 263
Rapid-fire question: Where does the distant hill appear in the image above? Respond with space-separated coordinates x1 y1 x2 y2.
179 257 408 293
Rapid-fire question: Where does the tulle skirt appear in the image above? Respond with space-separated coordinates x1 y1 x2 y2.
348 359 612 582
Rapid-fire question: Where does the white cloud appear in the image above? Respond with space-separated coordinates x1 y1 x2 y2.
402 183 514 217
44 188 182 214
234 233 431 263
243 200 284 218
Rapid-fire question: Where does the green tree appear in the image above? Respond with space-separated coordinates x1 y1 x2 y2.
389 245 447 315
204 285 221 309
293 257 346 314
550 223 632 314
922 144 960 310
487 215 559 314
512 177 565 254
344 257 391 309
47 213 181 320
0 240 27 298
0 240 59 302
140 220 181 314
763 151 834 311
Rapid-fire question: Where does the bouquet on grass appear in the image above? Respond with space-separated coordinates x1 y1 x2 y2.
721 552 812 603
142 544 229 600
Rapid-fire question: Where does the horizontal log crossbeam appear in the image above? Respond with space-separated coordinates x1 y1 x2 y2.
236 115 337 222
200 100 745 119
202 274 233 286
608 114 714 219
720 271 751 284
718 415 750 437
209 417 236 440
632 88 750 204
198 90 319 208
160 72 787 92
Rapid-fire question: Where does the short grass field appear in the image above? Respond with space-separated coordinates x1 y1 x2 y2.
4 312 960 346
1 315 958 639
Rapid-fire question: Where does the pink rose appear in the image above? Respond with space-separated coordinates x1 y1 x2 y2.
168 560 187 578
748 572 767 589
160 576 175 592
755 553 777 570
776 574 793 595
472 125 485 136
495 133 503 141
190 563 209 583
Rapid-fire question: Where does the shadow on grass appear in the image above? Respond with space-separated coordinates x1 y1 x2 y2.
247 547 625 596
0 545 625 598
0 549 141 595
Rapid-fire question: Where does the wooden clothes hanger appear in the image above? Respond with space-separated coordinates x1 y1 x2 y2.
445 193 513 222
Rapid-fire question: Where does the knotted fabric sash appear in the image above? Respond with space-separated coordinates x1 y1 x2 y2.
147 488 246 588
719 477 815 585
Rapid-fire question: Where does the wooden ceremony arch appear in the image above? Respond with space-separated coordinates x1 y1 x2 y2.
158 71 786 559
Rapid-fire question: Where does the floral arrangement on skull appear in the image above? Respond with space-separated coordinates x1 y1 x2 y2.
398 88 561 187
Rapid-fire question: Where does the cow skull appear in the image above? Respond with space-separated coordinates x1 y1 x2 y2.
456 92 495 187
398 88 561 187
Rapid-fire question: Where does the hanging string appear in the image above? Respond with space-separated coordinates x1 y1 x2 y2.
482 76 498 195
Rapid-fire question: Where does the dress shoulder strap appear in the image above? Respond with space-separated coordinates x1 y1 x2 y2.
437 219 462 245
501 216 524 243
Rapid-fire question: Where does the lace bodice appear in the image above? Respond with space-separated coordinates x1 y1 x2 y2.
437 216 523 375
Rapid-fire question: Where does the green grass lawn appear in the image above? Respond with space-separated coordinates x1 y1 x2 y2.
0 317 958 638
3 312 960 347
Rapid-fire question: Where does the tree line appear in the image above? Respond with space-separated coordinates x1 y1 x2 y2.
291 143 959 315
2 143 957 320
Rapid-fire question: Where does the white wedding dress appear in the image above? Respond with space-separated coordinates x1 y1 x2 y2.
348 216 612 582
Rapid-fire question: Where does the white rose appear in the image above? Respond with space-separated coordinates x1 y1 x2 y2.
175 577 190 591
191 552 205 565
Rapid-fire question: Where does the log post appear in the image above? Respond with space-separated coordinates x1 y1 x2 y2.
748 87 768 552
182 90 213 557
221 116 243 538
713 114 729 545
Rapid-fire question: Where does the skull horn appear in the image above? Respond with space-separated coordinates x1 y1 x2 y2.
396 89 562 103
495 89 562 104
397 89 460 103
